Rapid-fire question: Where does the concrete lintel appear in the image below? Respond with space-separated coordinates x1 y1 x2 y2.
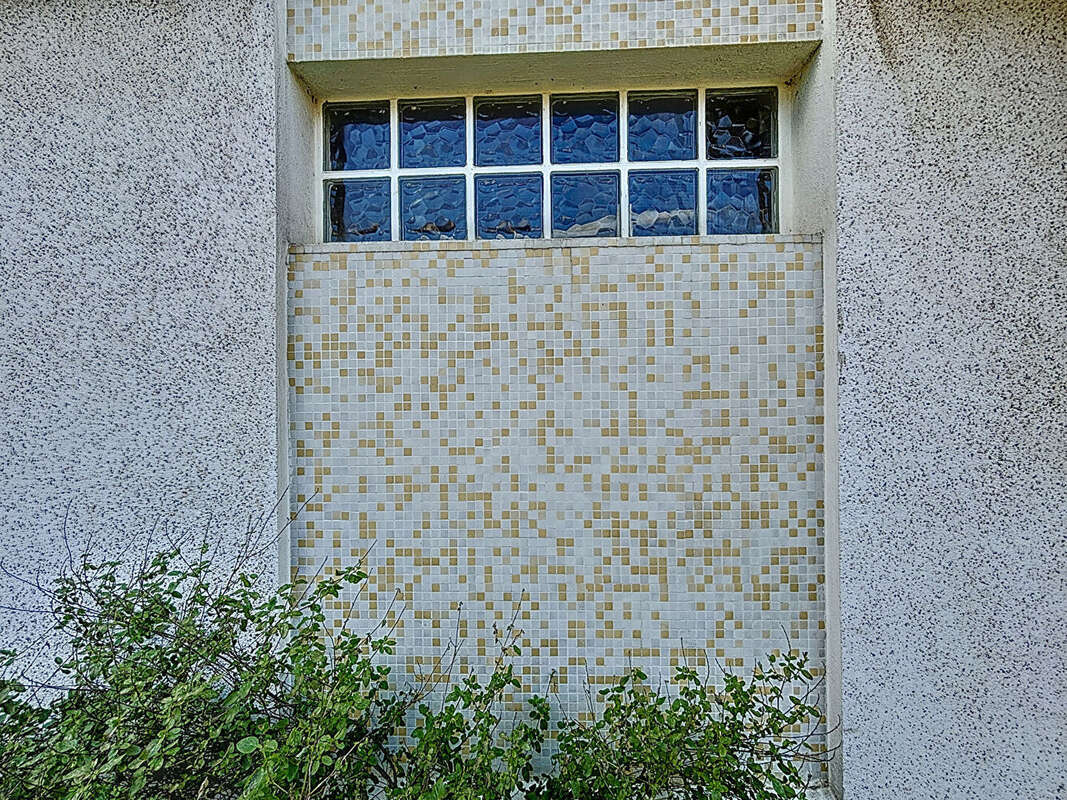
291 40 822 100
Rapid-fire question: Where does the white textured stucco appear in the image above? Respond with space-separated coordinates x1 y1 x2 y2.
836 1 1066 797
275 0 319 585
1 1 1062 796
0 1 278 665
788 24 841 793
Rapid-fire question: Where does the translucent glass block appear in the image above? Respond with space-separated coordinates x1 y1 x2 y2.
629 170 697 237
474 96 542 166
627 90 697 161
550 93 619 164
475 174 542 239
551 172 619 238
706 168 778 234
399 98 466 168
325 179 390 242
706 87 777 159
325 102 390 171
399 176 467 240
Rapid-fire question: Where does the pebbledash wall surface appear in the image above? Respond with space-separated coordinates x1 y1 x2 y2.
1 2 1064 800
835 3 1065 798
0 1 279 670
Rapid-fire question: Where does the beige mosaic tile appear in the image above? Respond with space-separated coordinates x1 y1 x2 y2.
287 236 825 725
288 0 823 62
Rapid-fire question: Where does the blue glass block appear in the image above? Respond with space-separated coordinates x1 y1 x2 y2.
706 87 777 159
706 168 778 234
475 174 542 239
627 91 696 161
550 94 619 164
326 102 390 170
629 170 697 236
550 172 619 238
474 96 542 166
399 176 466 240
325 179 390 242
399 98 466 168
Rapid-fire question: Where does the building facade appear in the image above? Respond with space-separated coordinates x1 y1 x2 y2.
1 1 1064 798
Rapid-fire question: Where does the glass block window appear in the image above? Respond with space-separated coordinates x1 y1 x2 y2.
399 176 466 241
326 178 391 242
707 168 779 235
627 91 696 161
706 87 777 160
550 93 619 164
322 87 783 242
629 170 697 236
399 98 466 168
475 96 541 166
326 103 390 171
551 172 619 238
475 174 542 239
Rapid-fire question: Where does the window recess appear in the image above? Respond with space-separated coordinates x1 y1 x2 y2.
321 87 783 243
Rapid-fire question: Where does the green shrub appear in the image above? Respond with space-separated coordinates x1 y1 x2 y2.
379 658 549 800
0 542 399 799
0 534 825 799
527 655 824 800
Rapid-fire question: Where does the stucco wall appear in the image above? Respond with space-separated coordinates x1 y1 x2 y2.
0 1 278 665
287 0 822 62
788 22 841 789
288 236 826 739
836 1 1066 797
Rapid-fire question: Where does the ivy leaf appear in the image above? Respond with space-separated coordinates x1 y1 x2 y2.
236 736 259 754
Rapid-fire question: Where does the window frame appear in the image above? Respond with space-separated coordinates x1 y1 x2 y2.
316 83 792 243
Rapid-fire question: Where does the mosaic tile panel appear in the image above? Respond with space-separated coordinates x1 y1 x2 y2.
287 1 823 62
287 236 825 725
